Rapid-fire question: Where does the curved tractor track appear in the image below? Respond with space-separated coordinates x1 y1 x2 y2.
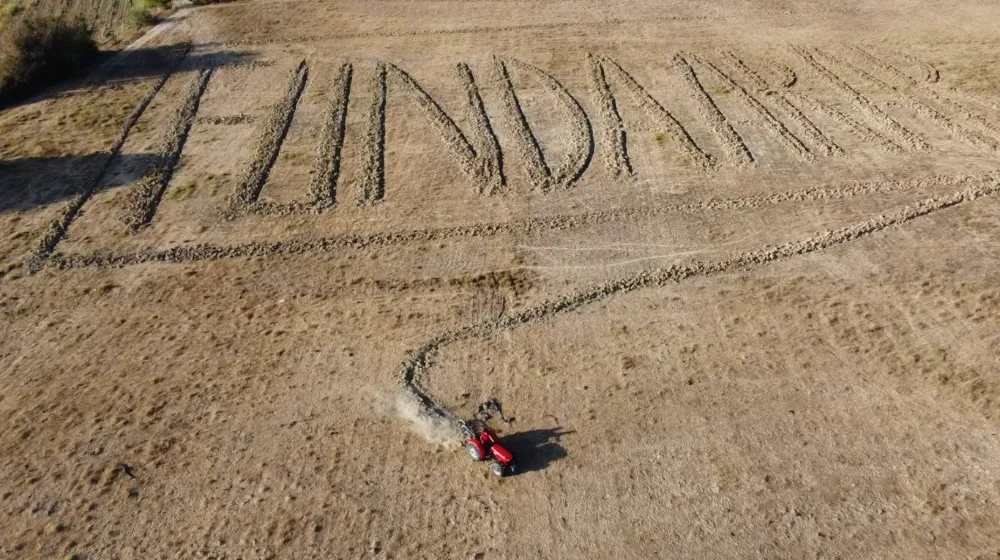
397 178 1000 427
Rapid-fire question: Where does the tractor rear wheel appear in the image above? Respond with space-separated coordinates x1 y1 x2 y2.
490 460 505 477
466 442 483 461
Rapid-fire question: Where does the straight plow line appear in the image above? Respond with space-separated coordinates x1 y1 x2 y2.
46 171 995 270
27 45 192 272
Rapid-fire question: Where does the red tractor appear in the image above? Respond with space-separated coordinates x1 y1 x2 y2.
461 421 517 477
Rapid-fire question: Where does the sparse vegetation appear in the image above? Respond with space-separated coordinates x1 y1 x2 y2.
128 0 171 28
0 14 97 108
168 182 198 200
0 0 170 107
127 5 154 27
5 0 1000 556
0 3 22 28
705 84 732 95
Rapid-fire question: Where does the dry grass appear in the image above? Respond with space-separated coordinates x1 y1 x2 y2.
127 0 169 27
0 14 97 107
1 0 165 47
4 1 1000 557
0 0 173 108
0 3 22 29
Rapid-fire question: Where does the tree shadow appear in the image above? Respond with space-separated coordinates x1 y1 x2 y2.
99 44 259 86
501 427 574 475
1 43 258 111
0 43 259 214
0 152 158 214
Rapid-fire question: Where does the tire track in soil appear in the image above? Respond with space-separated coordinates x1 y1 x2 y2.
791 47 929 152
690 54 813 162
492 58 553 192
252 61 505 214
943 89 1000 114
783 90 904 154
95 0 116 40
26 45 192 273
505 58 594 190
918 91 1000 147
214 8 852 47
122 69 214 231
398 178 1000 425
217 15 712 47
758 56 798 89
279 269 531 299
724 52 797 91
229 60 309 212
458 63 506 196
849 46 918 87
675 54 755 168
890 50 939 84
720 52 842 157
46 171 993 270
817 48 996 151
307 62 352 207
851 46 1000 147
588 54 634 181
357 63 387 205
595 55 715 172
115 0 128 35
385 62 503 196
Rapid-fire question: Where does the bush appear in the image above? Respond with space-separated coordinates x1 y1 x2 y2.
127 5 154 26
1 4 21 33
128 0 170 27
0 3 22 25
0 15 97 107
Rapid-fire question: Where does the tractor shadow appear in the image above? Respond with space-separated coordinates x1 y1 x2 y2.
502 427 574 475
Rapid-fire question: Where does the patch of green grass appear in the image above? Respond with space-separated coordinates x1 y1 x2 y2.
168 181 197 200
0 3 22 30
0 3 21 19
128 0 170 27
127 5 153 26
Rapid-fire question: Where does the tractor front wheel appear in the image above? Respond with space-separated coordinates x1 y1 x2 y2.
490 460 505 477
466 442 483 461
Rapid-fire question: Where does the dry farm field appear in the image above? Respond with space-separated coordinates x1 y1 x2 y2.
3 0 1000 558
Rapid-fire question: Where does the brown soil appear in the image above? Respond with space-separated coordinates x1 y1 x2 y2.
3 1 1000 558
